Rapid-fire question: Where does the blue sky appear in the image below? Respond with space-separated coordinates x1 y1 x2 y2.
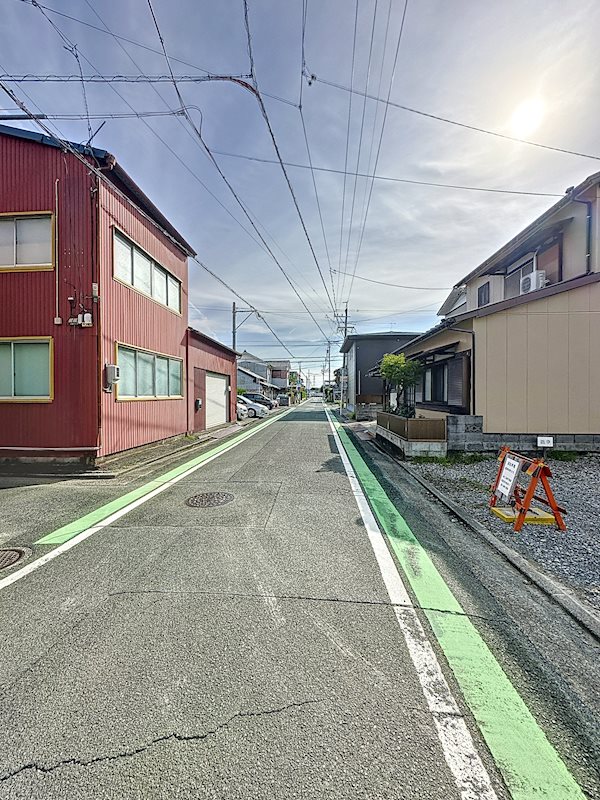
2 0 600 382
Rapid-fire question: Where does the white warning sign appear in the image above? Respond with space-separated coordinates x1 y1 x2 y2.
497 455 521 500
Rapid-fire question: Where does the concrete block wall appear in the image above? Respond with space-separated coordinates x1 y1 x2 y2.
447 415 599 453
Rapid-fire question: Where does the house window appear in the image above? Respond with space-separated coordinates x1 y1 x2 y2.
113 230 181 313
505 257 534 300
117 344 183 399
423 363 447 403
0 214 52 270
477 281 490 307
0 339 52 400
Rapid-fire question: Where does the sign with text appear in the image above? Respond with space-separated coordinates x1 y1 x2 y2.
497 455 521 500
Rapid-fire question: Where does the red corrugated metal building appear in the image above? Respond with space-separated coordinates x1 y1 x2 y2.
0 125 237 461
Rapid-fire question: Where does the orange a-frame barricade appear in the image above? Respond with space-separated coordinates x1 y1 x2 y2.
489 446 567 532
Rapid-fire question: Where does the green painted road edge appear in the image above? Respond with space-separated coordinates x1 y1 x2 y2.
35 410 292 545
332 417 585 800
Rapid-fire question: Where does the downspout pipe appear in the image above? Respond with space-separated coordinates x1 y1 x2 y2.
445 326 476 416
570 189 592 274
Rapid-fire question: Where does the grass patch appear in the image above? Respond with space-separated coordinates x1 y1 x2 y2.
548 450 580 462
411 452 490 466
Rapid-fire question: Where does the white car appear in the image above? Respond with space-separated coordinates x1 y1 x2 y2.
237 395 268 418
236 401 248 421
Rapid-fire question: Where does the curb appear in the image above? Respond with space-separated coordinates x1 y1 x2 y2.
347 427 600 643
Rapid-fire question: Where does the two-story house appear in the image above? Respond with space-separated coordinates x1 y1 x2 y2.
396 171 600 451
0 124 237 462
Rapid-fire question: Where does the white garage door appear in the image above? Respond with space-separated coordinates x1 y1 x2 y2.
205 372 228 428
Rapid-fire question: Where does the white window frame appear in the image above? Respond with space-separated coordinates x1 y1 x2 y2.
116 343 183 401
0 337 53 402
112 229 182 314
0 213 54 272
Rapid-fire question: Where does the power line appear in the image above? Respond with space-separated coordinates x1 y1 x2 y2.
332 269 450 290
345 0 410 307
15 0 298 107
142 0 332 338
73 4 329 317
306 76 600 164
0 73 249 83
242 0 336 318
336 0 359 304
340 0 380 301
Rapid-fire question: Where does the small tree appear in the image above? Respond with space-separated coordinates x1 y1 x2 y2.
379 353 423 417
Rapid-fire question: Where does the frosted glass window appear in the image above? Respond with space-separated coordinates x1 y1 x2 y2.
156 357 169 396
137 351 155 396
118 348 137 396
133 249 152 295
13 341 50 397
114 234 132 283
424 369 432 402
16 217 52 265
0 220 14 266
0 343 12 396
169 359 182 396
167 275 180 312
153 266 167 305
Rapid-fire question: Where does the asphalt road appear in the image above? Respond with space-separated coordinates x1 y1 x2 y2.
0 401 596 799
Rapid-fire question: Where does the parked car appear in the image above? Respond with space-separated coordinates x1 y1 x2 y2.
237 395 268 418
277 394 290 406
236 401 248 421
243 392 275 410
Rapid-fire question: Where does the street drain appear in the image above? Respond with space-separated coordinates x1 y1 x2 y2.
186 492 234 508
0 548 26 571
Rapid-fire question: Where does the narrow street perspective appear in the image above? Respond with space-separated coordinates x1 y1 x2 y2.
0 402 597 799
1 2 600 798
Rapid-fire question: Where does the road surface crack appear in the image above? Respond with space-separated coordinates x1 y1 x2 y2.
0 699 320 783
107 588 497 621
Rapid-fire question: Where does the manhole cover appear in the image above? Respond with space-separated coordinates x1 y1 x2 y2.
0 548 25 571
186 492 234 508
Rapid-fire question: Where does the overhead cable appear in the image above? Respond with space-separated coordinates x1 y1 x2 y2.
242 0 337 318
143 0 332 338
306 76 600 163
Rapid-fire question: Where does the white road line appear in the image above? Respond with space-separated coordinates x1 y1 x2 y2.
0 407 296 593
324 408 498 800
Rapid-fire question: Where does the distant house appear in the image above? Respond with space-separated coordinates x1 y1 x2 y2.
269 359 291 391
392 171 600 452
237 352 280 398
0 124 237 462
340 332 421 416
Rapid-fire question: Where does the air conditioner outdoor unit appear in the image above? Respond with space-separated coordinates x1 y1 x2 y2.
520 270 546 294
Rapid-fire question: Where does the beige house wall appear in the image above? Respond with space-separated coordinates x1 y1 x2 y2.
474 281 600 434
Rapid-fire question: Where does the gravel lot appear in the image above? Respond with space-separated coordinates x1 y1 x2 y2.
409 454 600 611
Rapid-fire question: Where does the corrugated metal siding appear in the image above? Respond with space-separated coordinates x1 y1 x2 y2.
99 182 189 456
0 134 98 452
187 333 237 430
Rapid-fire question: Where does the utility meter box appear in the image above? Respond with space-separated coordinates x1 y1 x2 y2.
105 364 120 385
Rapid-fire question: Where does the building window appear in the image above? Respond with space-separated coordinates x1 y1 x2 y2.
113 230 181 313
477 281 490 307
423 363 447 403
505 257 534 300
116 344 183 399
0 214 52 271
0 339 52 401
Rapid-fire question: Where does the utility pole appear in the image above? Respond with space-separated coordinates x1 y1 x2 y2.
232 302 254 352
232 302 236 351
341 303 348 413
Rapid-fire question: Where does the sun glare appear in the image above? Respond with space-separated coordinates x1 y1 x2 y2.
510 98 545 138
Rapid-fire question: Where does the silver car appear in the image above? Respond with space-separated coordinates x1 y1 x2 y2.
237 395 268 418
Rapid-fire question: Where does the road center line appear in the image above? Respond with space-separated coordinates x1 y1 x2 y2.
326 407 585 800
0 408 295 593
